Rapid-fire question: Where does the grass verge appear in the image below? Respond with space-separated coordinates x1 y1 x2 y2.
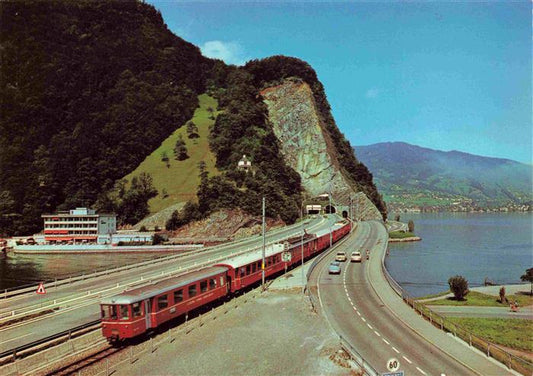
447 317 533 352
389 231 416 239
427 291 533 307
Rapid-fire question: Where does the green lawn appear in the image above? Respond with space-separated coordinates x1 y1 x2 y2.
427 291 533 307
123 94 220 214
447 317 533 352
389 231 416 239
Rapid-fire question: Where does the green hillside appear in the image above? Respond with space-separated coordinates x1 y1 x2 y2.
124 94 220 214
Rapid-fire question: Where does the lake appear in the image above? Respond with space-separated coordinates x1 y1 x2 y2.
385 212 532 297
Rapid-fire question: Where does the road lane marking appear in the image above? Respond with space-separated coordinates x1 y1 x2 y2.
374 330 381 337
416 367 427 375
361 317 366 322
367 323 373 329
403 356 412 364
382 338 390 345
392 347 400 354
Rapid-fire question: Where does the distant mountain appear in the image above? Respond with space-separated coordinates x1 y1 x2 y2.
355 142 532 211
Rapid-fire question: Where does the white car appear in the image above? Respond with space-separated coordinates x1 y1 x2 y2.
351 251 362 262
335 251 347 262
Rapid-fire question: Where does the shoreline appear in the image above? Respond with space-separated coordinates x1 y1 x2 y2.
388 236 421 242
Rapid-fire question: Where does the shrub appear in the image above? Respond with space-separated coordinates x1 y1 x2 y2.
448 275 469 300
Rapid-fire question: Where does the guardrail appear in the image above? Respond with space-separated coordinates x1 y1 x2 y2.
0 320 101 361
0 222 319 326
0 284 268 376
1 218 317 300
339 336 379 376
381 243 533 375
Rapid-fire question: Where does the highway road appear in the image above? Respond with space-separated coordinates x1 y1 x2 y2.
0 215 337 354
311 221 514 376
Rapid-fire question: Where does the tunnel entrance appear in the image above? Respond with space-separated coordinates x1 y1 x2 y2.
342 210 348 218
324 205 336 214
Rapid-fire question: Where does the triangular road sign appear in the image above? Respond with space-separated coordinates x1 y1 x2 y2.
36 282 46 295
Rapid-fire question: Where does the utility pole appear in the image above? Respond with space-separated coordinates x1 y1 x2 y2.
262 196 266 290
301 204 305 293
329 182 333 248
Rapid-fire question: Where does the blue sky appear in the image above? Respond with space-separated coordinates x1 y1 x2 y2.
149 1 532 164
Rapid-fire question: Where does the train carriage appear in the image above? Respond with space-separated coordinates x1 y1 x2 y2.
101 266 228 341
214 243 286 292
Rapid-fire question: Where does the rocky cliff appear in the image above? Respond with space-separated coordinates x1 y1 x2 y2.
262 79 382 221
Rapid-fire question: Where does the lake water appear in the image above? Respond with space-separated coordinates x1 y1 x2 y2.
385 212 532 297
0 252 164 290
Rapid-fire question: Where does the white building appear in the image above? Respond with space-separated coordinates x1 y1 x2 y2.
41 208 116 244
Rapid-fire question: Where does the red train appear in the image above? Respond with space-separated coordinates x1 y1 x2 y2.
100 220 351 341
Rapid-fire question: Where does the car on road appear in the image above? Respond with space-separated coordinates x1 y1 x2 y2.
328 261 341 274
335 251 347 262
350 251 362 262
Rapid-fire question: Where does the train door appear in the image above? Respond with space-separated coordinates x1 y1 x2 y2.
144 299 152 329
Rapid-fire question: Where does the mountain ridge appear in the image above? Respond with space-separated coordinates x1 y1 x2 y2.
355 142 532 211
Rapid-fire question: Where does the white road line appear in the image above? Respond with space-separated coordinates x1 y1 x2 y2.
374 330 381 337
361 317 366 322
382 338 390 345
367 323 373 329
416 367 427 375
392 347 400 354
356 311 361 316
352 306 357 311
403 356 412 364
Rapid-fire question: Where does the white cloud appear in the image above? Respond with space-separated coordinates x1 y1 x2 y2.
200 40 247 66
365 88 380 99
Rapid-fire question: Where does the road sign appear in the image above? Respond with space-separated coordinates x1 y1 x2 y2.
386 358 400 372
36 282 46 295
281 251 291 262
382 372 403 376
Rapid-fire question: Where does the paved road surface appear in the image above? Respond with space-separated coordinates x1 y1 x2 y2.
428 305 533 320
311 221 516 376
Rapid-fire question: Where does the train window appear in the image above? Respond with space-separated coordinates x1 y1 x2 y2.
189 284 197 297
200 280 208 293
209 278 216 289
174 289 183 302
220 276 224 286
120 305 130 320
257 261 262 270
246 265 251 275
240 267 245 277
251 263 256 273
132 302 143 317
157 295 168 310
111 305 118 320
101 305 111 319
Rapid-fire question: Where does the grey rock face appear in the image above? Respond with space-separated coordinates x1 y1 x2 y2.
262 80 381 221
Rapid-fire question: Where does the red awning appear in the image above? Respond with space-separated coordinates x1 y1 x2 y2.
45 236 97 241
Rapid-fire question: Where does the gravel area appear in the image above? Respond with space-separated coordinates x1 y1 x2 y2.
108 290 354 376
